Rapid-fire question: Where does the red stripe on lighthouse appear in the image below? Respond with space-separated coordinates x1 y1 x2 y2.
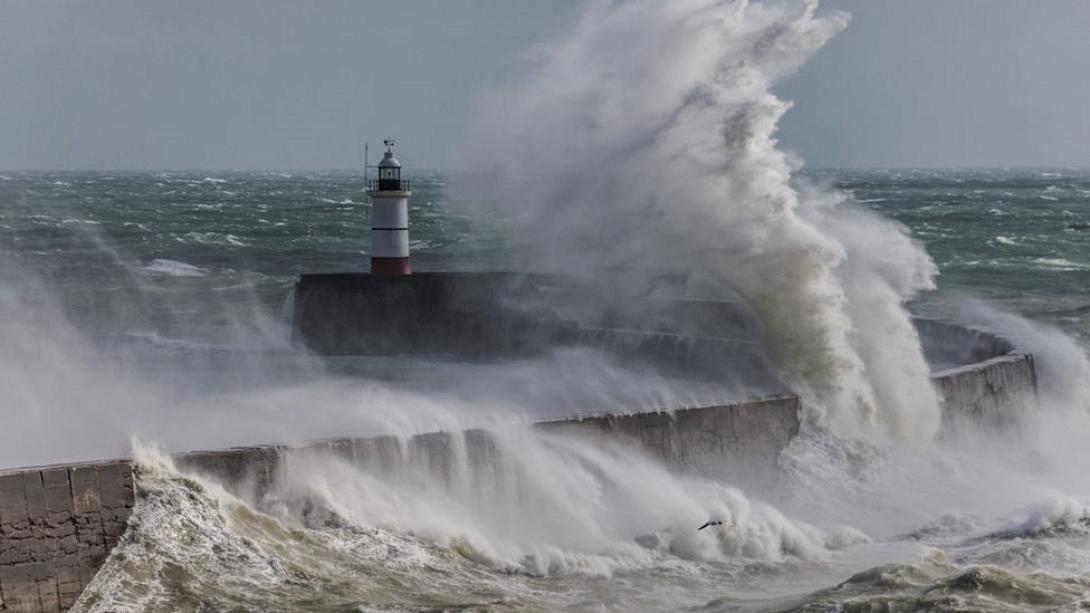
370 257 411 276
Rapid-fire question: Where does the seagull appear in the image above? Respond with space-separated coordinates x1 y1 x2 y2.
697 520 723 531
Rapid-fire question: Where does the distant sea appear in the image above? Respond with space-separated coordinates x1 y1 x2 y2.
4 168 1089 338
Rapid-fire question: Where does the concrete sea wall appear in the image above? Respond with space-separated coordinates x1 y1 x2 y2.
0 463 132 612
0 397 796 611
934 353 1038 434
0 341 1038 611
536 395 800 489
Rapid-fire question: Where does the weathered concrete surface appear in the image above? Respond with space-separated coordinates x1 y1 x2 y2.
536 395 800 487
933 353 1038 434
0 462 133 612
177 397 802 498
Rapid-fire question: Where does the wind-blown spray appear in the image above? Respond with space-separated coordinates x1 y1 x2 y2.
464 0 939 442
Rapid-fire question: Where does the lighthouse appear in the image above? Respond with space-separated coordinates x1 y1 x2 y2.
367 139 412 275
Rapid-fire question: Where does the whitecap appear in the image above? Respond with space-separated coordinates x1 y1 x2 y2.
175 232 249 247
121 330 228 350
1032 257 1090 271
139 258 207 277
985 497 1090 540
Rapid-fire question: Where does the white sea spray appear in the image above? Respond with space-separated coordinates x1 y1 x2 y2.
462 0 940 442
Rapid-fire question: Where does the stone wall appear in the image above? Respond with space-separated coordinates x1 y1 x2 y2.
0 462 133 612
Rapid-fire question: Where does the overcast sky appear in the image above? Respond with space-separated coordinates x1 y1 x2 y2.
1 0 1088 170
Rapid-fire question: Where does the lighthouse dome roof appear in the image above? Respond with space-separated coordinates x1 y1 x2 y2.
379 153 401 168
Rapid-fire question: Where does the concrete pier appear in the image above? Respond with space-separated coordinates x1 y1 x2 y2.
291 272 785 388
292 272 575 356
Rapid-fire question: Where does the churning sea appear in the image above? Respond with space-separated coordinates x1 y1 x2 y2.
3 168 1090 611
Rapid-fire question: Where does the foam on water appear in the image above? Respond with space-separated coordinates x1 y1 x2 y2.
138 258 208 277
784 552 1090 612
72 440 865 612
74 447 515 612
985 497 1090 541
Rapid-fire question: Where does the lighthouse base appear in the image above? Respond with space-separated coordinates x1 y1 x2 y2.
292 272 573 356
289 272 787 387
370 257 411 276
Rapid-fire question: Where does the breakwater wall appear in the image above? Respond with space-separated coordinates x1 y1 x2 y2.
0 342 1038 611
0 463 132 612
934 353 1038 434
536 395 800 489
0 396 798 612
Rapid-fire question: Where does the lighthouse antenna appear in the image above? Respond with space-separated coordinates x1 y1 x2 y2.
364 142 369 183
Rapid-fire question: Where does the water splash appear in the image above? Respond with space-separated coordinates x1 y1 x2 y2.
73 436 866 612
462 0 940 442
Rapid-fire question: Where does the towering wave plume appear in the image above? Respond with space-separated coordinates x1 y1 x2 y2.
464 0 939 442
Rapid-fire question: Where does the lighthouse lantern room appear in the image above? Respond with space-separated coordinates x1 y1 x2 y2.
367 139 412 276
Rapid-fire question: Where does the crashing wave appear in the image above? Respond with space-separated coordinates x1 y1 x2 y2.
464 0 940 442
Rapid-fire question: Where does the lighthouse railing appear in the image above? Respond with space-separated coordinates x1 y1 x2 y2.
367 179 411 192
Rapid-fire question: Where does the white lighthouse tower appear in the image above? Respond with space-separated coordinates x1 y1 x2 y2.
366 139 411 275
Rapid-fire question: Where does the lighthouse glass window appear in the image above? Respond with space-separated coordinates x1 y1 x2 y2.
379 167 399 180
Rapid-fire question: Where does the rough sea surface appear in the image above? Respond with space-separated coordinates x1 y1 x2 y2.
3 168 1090 611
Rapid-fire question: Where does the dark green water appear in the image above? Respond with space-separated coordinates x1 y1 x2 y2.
5 168 1089 339
822 168 1090 340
